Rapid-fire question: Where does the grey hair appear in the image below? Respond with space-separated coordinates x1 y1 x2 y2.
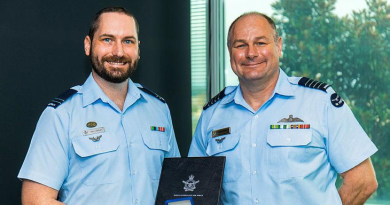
227 12 279 49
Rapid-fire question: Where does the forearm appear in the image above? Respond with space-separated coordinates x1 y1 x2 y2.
22 198 66 205
22 180 66 205
338 181 375 205
338 158 378 205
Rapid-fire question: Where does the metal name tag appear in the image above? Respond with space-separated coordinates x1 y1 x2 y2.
83 127 105 136
212 127 231 138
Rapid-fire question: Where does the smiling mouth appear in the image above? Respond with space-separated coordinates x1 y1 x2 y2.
242 62 263 66
106 61 127 65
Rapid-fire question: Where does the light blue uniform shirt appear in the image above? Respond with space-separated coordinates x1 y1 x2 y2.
188 69 377 205
18 74 180 205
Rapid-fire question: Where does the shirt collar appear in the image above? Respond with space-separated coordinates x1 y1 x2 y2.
124 79 143 109
81 74 142 108
220 86 237 105
273 68 295 97
220 68 294 106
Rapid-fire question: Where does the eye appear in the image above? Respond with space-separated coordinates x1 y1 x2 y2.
124 40 133 44
103 38 112 42
235 44 246 48
256 42 266 46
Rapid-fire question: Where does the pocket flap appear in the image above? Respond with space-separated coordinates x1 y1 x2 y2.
267 129 312 147
206 134 241 156
141 131 169 151
72 134 119 157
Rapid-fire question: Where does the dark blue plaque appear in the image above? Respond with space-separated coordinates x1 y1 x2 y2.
155 157 226 205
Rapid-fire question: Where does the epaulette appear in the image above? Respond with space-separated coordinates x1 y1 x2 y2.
136 84 166 103
298 77 330 92
203 87 227 110
47 88 78 109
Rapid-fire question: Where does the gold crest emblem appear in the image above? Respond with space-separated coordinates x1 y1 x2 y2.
86 121 97 128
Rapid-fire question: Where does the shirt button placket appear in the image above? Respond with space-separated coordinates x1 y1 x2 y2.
251 114 260 205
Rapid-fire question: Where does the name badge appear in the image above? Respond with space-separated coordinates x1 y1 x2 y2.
83 127 105 136
212 127 230 138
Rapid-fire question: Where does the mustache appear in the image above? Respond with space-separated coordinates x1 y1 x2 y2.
101 56 132 63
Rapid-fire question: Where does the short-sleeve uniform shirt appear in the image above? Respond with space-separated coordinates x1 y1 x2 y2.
18 74 180 205
188 69 377 205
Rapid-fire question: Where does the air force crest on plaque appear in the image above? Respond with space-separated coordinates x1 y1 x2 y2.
182 175 199 191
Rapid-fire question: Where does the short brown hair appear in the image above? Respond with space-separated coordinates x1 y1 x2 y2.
88 7 139 41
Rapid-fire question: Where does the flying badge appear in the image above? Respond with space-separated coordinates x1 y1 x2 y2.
150 126 166 132
277 115 304 123
89 135 102 142
272 115 310 129
83 127 105 136
86 121 97 128
212 127 231 138
330 93 344 107
215 137 226 144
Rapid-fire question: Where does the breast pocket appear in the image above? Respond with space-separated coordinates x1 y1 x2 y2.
141 131 169 180
206 134 242 183
72 133 122 186
267 129 313 180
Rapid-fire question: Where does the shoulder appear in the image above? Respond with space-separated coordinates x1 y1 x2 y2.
135 83 166 104
289 76 344 108
203 86 237 110
47 86 81 109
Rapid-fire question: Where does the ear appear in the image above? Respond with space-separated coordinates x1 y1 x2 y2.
138 40 141 58
276 37 283 57
84 36 91 56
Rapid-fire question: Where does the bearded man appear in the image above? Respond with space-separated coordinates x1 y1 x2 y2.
18 7 180 205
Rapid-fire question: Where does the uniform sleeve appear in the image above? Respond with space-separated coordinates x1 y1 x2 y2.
188 113 208 156
326 89 378 173
18 107 70 190
164 104 180 157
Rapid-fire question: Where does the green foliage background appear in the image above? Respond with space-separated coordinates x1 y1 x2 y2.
271 0 390 200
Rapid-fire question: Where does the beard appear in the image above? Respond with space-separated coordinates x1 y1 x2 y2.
90 48 139 84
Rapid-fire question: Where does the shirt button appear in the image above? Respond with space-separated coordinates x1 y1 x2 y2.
286 137 291 142
254 115 258 119
253 170 257 175
129 142 132 147
252 143 256 147
135 199 139 204
132 171 137 175
255 199 259 204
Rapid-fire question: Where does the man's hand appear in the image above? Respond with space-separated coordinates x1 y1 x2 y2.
22 179 65 205
338 158 378 205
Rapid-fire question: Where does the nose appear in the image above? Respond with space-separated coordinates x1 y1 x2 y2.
246 45 258 59
112 41 124 57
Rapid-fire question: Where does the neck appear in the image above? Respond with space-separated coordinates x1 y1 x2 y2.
239 71 279 112
92 71 128 111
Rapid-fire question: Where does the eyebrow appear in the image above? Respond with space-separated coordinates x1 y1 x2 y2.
232 36 268 45
99 34 137 40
